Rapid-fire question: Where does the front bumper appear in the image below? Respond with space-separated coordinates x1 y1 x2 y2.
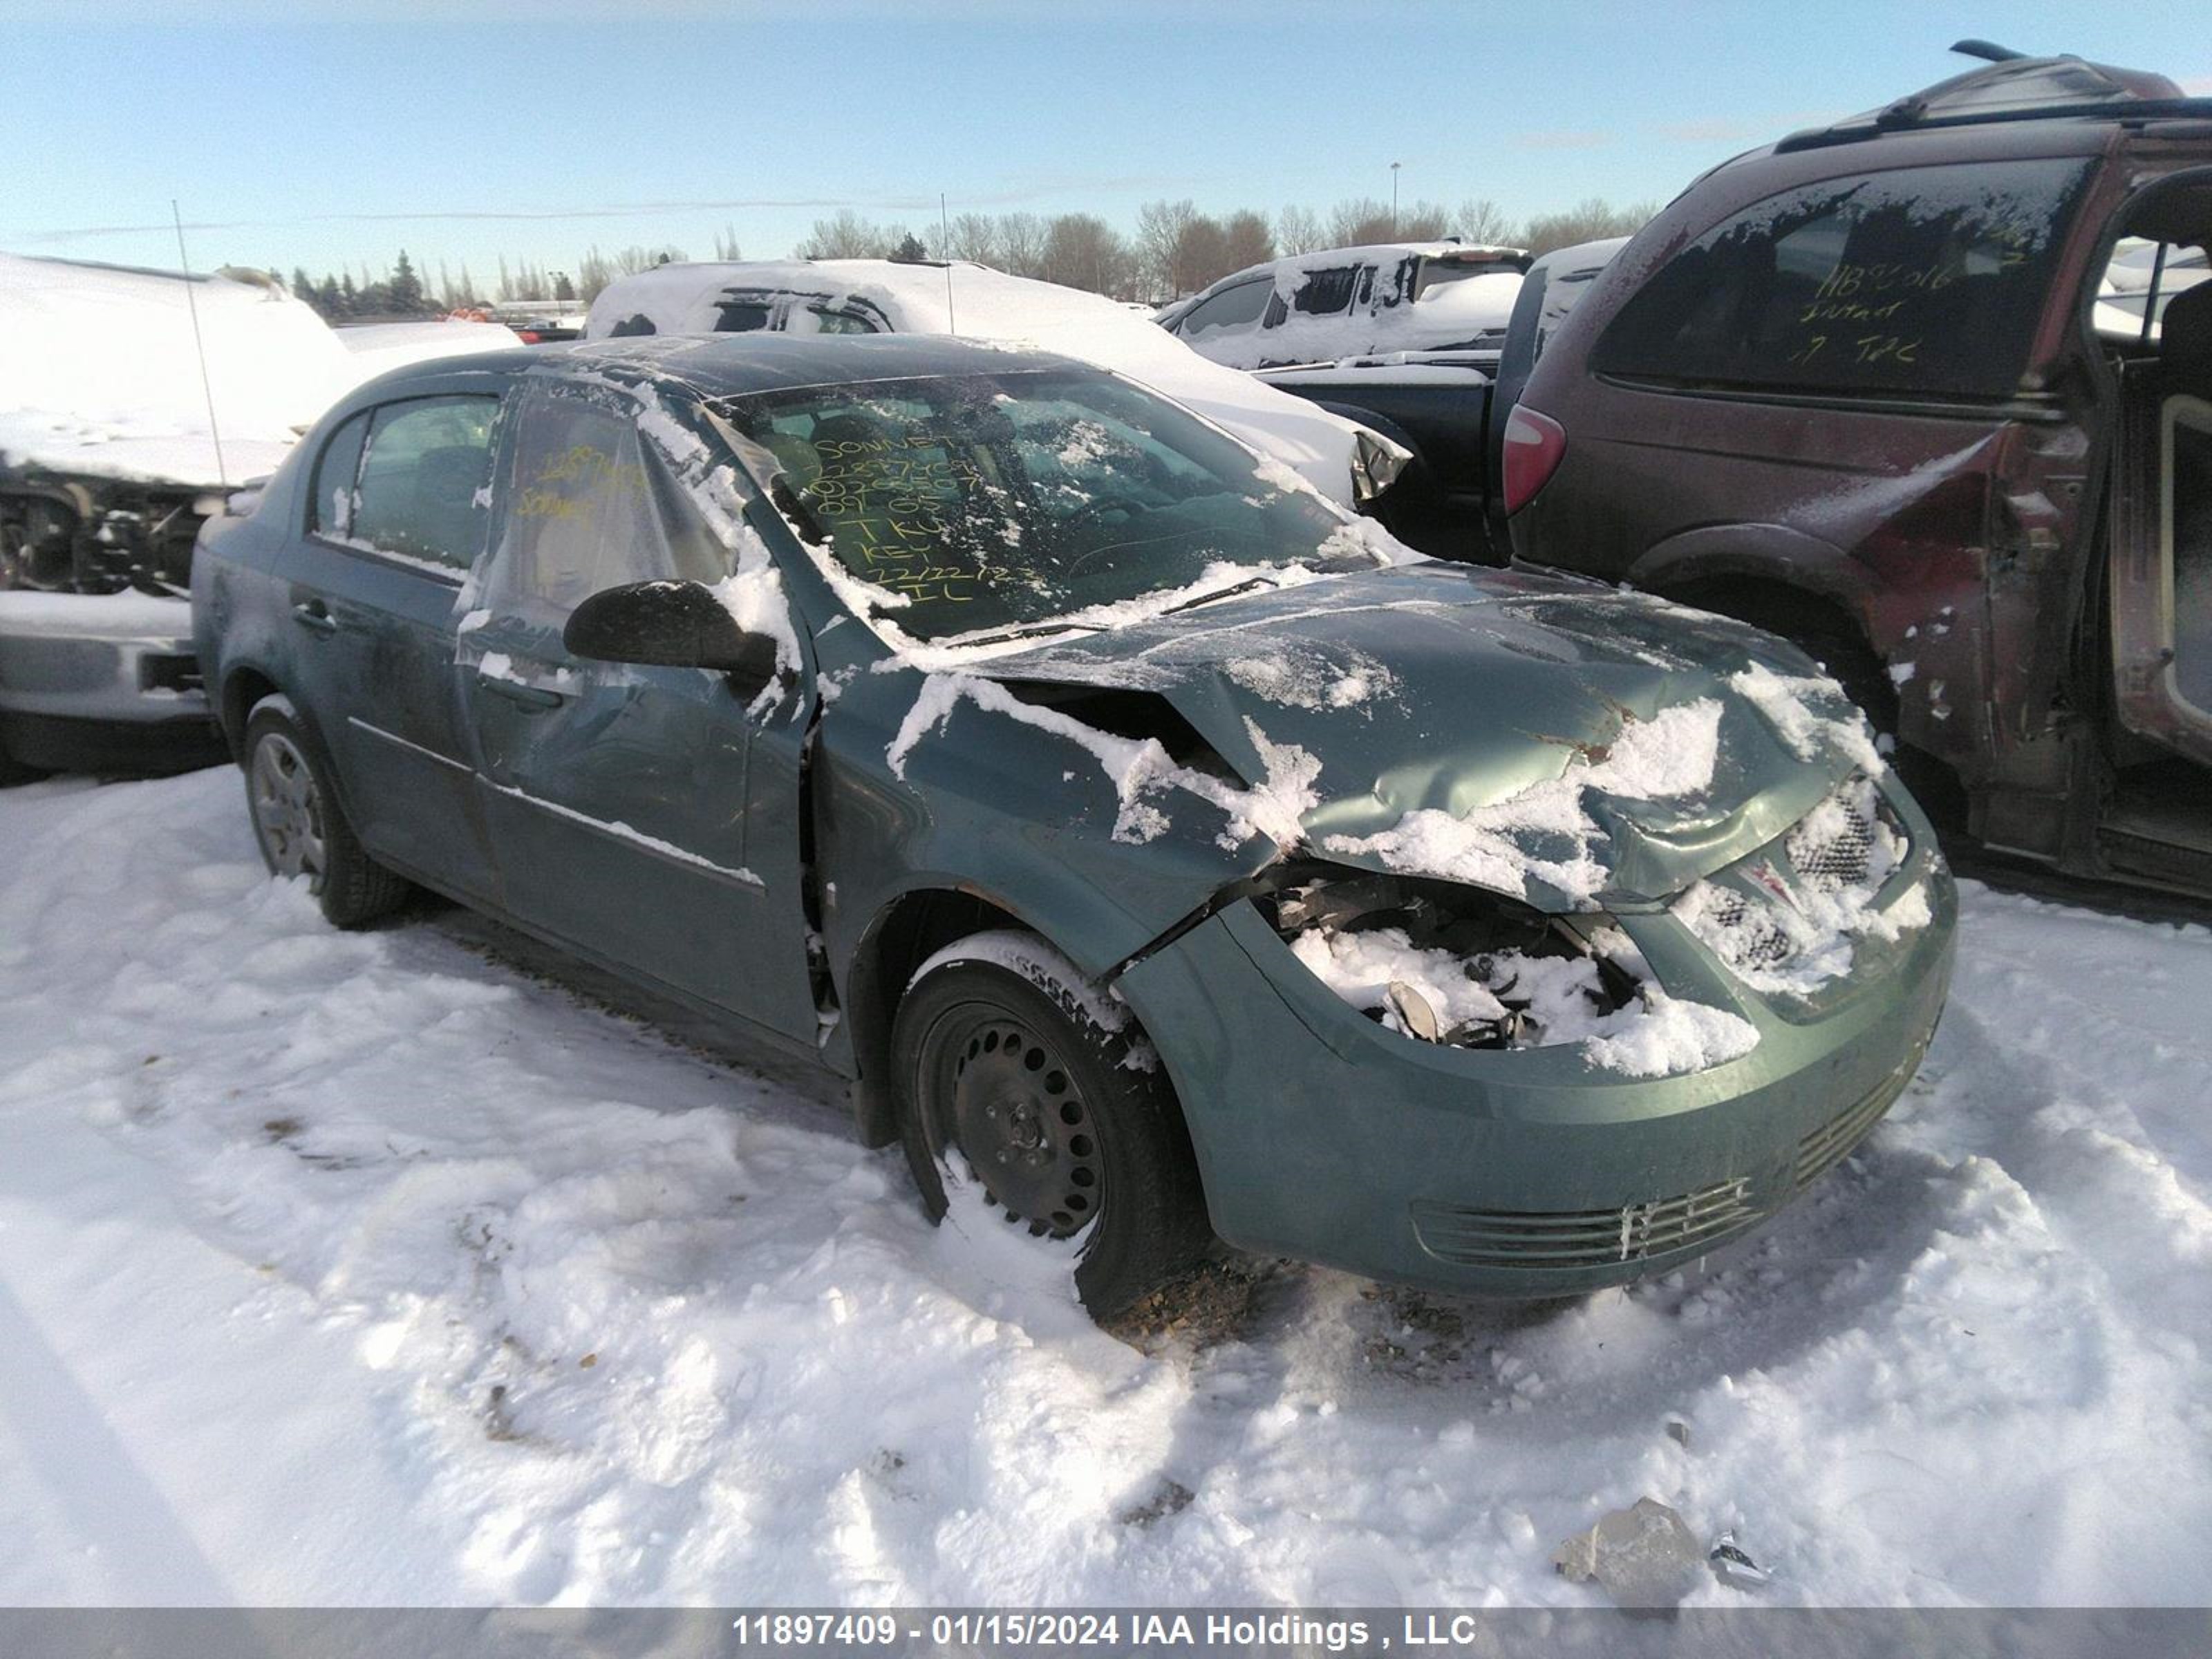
0 592 222 774
1116 809 1957 1298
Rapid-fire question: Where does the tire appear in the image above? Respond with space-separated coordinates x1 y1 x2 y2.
241 694 409 928
891 929 1212 1323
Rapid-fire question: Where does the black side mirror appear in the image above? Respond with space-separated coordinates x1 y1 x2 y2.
563 580 785 701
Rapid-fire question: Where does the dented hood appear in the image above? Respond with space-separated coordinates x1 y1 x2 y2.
988 562 1870 911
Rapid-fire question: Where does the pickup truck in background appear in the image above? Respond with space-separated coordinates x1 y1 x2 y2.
1255 237 1624 561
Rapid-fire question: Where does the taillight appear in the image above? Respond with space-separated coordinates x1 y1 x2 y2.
1500 405 1566 516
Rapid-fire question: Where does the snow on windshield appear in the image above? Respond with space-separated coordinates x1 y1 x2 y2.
722 366 1353 648
580 259 1367 503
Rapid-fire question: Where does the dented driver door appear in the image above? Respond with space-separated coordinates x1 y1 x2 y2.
458 382 821 1045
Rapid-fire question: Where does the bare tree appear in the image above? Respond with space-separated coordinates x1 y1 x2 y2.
1521 196 1656 255
796 209 886 260
1327 197 1395 246
1276 204 1324 255
1219 209 1275 276
1455 198 1515 245
1134 198 1199 297
941 212 1001 264
1040 213 1134 297
713 223 743 260
995 212 1049 279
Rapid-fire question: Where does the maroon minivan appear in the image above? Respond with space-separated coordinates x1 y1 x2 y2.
1506 45 2212 902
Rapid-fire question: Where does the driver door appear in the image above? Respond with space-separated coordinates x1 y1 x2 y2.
458 382 821 1044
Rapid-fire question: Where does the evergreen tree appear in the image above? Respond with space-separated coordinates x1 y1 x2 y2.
553 272 576 301
892 231 928 262
388 250 425 315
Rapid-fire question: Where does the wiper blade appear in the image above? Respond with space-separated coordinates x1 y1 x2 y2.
1161 576 1279 617
946 619 1109 650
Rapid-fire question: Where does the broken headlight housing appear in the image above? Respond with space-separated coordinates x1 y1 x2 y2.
1348 426 1413 504
1255 863 1647 1051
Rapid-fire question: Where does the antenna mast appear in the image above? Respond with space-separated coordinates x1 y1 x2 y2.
941 193 956 335
171 200 229 488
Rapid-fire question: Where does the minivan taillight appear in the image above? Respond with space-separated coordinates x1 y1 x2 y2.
1500 405 1566 515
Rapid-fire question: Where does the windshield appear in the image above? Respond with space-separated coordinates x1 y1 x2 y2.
718 367 1349 642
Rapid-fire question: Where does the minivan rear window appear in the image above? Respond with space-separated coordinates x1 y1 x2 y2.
1591 158 2092 400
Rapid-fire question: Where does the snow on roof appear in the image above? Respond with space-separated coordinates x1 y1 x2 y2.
0 253 360 487
582 260 1369 503
334 319 525 366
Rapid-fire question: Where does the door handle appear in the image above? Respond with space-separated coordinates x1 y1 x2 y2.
476 671 565 710
290 601 339 637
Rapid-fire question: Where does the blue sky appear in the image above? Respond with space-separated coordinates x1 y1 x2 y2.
3 0 2206 289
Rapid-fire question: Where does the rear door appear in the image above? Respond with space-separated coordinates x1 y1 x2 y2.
2111 383 2212 765
287 384 505 901
456 379 822 1043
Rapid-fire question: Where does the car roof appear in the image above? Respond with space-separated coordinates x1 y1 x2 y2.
1765 46 2210 158
353 331 1091 404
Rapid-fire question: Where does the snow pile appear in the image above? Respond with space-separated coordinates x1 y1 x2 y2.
0 254 356 486
889 675 1318 852
3 772 2211 1605
1286 923 1757 1079
1325 699 1725 904
581 259 1374 504
332 318 523 368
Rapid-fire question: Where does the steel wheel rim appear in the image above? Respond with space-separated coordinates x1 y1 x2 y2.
250 731 327 882
924 1000 1103 1237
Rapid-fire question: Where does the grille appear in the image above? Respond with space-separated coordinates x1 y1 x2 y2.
1409 1065 1918 1272
1411 1177 1761 1270
1786 780 1880 892
1690 885 1796 968
1794 1058 1913 1189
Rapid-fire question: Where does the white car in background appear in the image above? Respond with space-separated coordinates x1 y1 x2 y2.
0 253 514 779
582 259 1409 509
1163 241 1530 371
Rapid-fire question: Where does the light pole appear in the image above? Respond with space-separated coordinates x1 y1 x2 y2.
1390 161 1402 236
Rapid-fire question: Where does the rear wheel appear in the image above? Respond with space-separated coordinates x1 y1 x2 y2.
892 930 1212 1322
241 695 409 928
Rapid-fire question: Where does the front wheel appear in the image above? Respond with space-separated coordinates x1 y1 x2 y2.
892 930 1212 1323
241 695 409 928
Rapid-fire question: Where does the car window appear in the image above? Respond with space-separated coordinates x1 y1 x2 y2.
711 298 774 332
720 367 1349 643
805 307 879 335
1177 277 1272 337
1591 158 2093 400
309 410 371 539
1291 265 1361 316
479 386 727 629
349 395 500 572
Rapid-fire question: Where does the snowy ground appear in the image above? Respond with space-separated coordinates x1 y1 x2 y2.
3 767 2209 1608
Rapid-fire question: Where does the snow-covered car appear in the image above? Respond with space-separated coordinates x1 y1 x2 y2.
581 259 1409 511
0 256 509 779
194 332 1955 1323
1165 241 1531 371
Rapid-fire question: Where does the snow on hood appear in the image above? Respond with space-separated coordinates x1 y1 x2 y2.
581 259 1370 503
976 563 1874 910
0 254 362 487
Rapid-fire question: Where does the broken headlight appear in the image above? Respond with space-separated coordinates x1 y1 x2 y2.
1255 864 1647 1051
1348 426 1412 503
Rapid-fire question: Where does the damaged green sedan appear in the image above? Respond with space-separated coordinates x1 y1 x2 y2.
192 333 1955 1320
